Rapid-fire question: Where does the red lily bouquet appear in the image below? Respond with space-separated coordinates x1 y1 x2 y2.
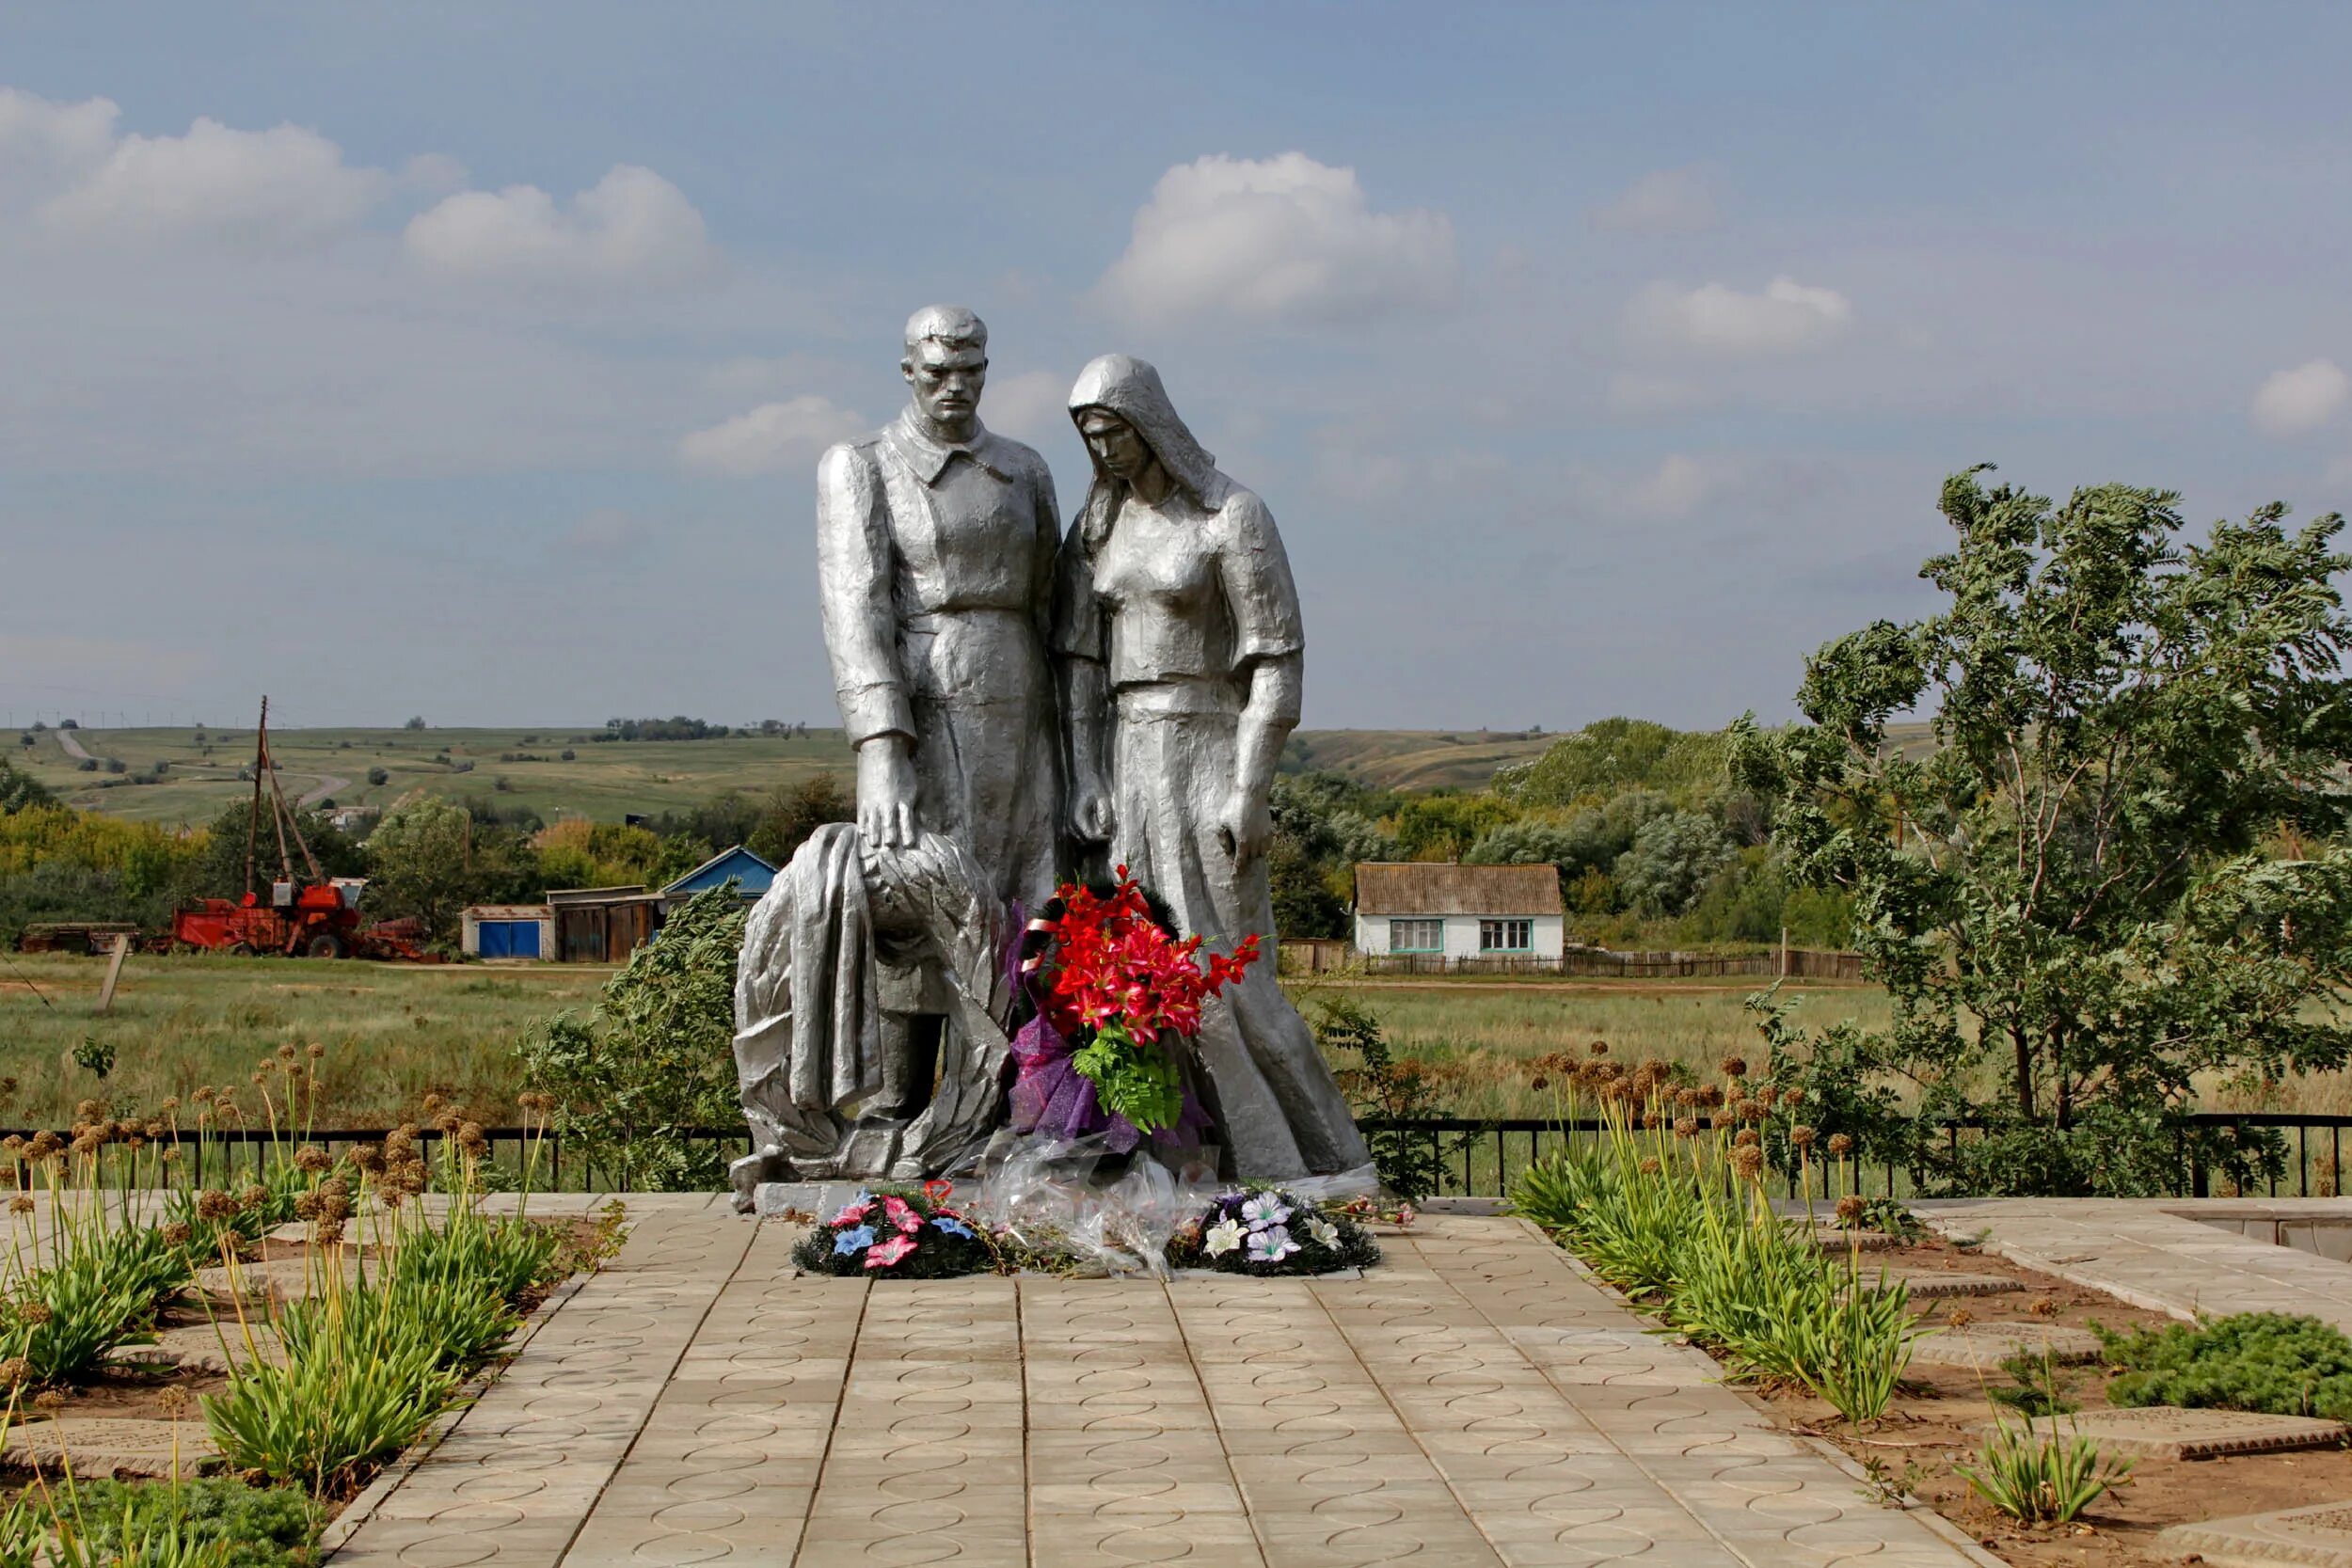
1013 867 1261 1144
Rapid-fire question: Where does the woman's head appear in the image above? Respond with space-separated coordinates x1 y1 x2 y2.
1077 407 1153 483
1068 356 1222 492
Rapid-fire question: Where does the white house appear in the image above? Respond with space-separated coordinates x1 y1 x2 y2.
1352 863 1565 964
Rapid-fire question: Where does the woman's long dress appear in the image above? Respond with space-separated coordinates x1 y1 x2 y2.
1057 482 1373 1181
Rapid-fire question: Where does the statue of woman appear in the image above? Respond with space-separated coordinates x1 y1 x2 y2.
1054 354 1372 1182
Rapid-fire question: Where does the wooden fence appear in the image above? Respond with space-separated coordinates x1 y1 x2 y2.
1286 945 1866 980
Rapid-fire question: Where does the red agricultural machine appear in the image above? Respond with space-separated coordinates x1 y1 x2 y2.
167 697 436 961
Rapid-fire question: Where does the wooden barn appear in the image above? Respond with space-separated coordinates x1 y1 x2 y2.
545 885 664 963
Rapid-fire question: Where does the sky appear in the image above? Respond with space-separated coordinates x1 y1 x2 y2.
5 3 2352 735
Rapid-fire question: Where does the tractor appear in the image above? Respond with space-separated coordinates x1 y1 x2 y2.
167 697 436 961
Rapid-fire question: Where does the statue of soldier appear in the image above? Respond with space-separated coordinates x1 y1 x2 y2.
811 304 1063 1118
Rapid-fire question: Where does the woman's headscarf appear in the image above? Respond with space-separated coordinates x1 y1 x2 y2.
1068 355 1231 552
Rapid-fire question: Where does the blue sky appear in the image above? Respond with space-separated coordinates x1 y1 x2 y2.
6 3 2351 733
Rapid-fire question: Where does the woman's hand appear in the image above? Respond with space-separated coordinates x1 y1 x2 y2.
1071 776 1116 844
1216 789 1273 867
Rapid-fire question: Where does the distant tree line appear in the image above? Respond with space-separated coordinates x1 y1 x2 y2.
596 717 810 742
0 762 854 951
1263 716 1851 950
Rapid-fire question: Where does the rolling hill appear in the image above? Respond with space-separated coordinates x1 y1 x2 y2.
15 719 1940 825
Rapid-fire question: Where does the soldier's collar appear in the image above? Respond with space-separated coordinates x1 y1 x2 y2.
890 410 1011 485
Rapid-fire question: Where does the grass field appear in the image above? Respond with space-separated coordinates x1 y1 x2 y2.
7 947 2330 1132
0 949 1871 1129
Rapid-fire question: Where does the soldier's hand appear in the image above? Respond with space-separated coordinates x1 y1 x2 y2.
855 735 920 848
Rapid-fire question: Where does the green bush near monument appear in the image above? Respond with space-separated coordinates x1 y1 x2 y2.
1736 469 2352 1196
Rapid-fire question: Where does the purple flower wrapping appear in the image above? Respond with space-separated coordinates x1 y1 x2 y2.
1007 991 1213 1153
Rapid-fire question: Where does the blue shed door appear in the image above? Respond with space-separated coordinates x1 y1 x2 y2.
480 920 540 958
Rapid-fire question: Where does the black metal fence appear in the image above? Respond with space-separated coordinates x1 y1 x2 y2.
9 1113 2352 1200
1359 1113 2352 1201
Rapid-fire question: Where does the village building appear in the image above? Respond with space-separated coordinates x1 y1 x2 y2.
475 845 780 962
1351 863 1565 968
660 844 778 911
460 904 555 960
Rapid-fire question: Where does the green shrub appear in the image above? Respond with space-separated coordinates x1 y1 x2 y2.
518 883 747 1191
206 1323 457 1494
2096 1311 2352 1419
46 1480 318 1568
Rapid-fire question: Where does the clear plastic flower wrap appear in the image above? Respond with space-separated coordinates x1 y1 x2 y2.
963 1132 1219 1277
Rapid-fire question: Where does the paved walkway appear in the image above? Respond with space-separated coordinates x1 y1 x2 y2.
1916 1197 2352 1329
331 1196 1978 1568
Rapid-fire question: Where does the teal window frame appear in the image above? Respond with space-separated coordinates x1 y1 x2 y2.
1478 918 1534 953
1389 917 1444 954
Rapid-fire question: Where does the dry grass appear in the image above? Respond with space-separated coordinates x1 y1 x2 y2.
0 950 611 1126
4 949 2343 1132
1293 976 1890 1118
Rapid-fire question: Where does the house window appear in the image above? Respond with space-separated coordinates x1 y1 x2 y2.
1390 918 1443 953
1479 918 1534 953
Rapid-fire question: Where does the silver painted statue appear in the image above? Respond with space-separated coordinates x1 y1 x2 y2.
1056 355 1372 1182
729 307 1061 1196
729 319 1368 1198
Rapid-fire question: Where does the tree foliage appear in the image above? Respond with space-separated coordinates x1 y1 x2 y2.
1734 468 2352 1195
1496 717 1731 810
1613 811 1736 917
363 797 536 942
517 883 748 1190
0 756 54 816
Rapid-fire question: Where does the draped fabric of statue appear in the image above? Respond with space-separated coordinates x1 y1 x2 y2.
733 825 1016 1183
1055 356 1374 1182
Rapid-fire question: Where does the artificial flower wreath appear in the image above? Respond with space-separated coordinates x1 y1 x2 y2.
789 1182 995 1277
1167 1187 1381 1275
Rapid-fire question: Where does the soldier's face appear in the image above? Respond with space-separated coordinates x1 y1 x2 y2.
904 341 987 431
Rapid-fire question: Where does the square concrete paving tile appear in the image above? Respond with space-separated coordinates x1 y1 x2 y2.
1984 1405 2350 1459
2161 1498 2352 1567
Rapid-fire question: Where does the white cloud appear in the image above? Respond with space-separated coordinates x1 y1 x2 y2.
1093 151 1456 327
405 164 712 283
0 87 119 169
1592 167 1718 234
24 104 382 245
678 396 866 476
1626 454 1716 518
2251 358 2349 438
980 370 1067 445
1629 275 1854 356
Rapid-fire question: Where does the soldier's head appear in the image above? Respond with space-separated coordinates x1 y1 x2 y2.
901 305 988 439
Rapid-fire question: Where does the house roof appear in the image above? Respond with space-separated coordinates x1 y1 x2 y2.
1354 862 1562 916
661 843 779 895
545 885 655 907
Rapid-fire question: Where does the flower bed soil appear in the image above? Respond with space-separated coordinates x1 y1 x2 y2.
1758 1233 2352 1568
3 1212 605 1519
